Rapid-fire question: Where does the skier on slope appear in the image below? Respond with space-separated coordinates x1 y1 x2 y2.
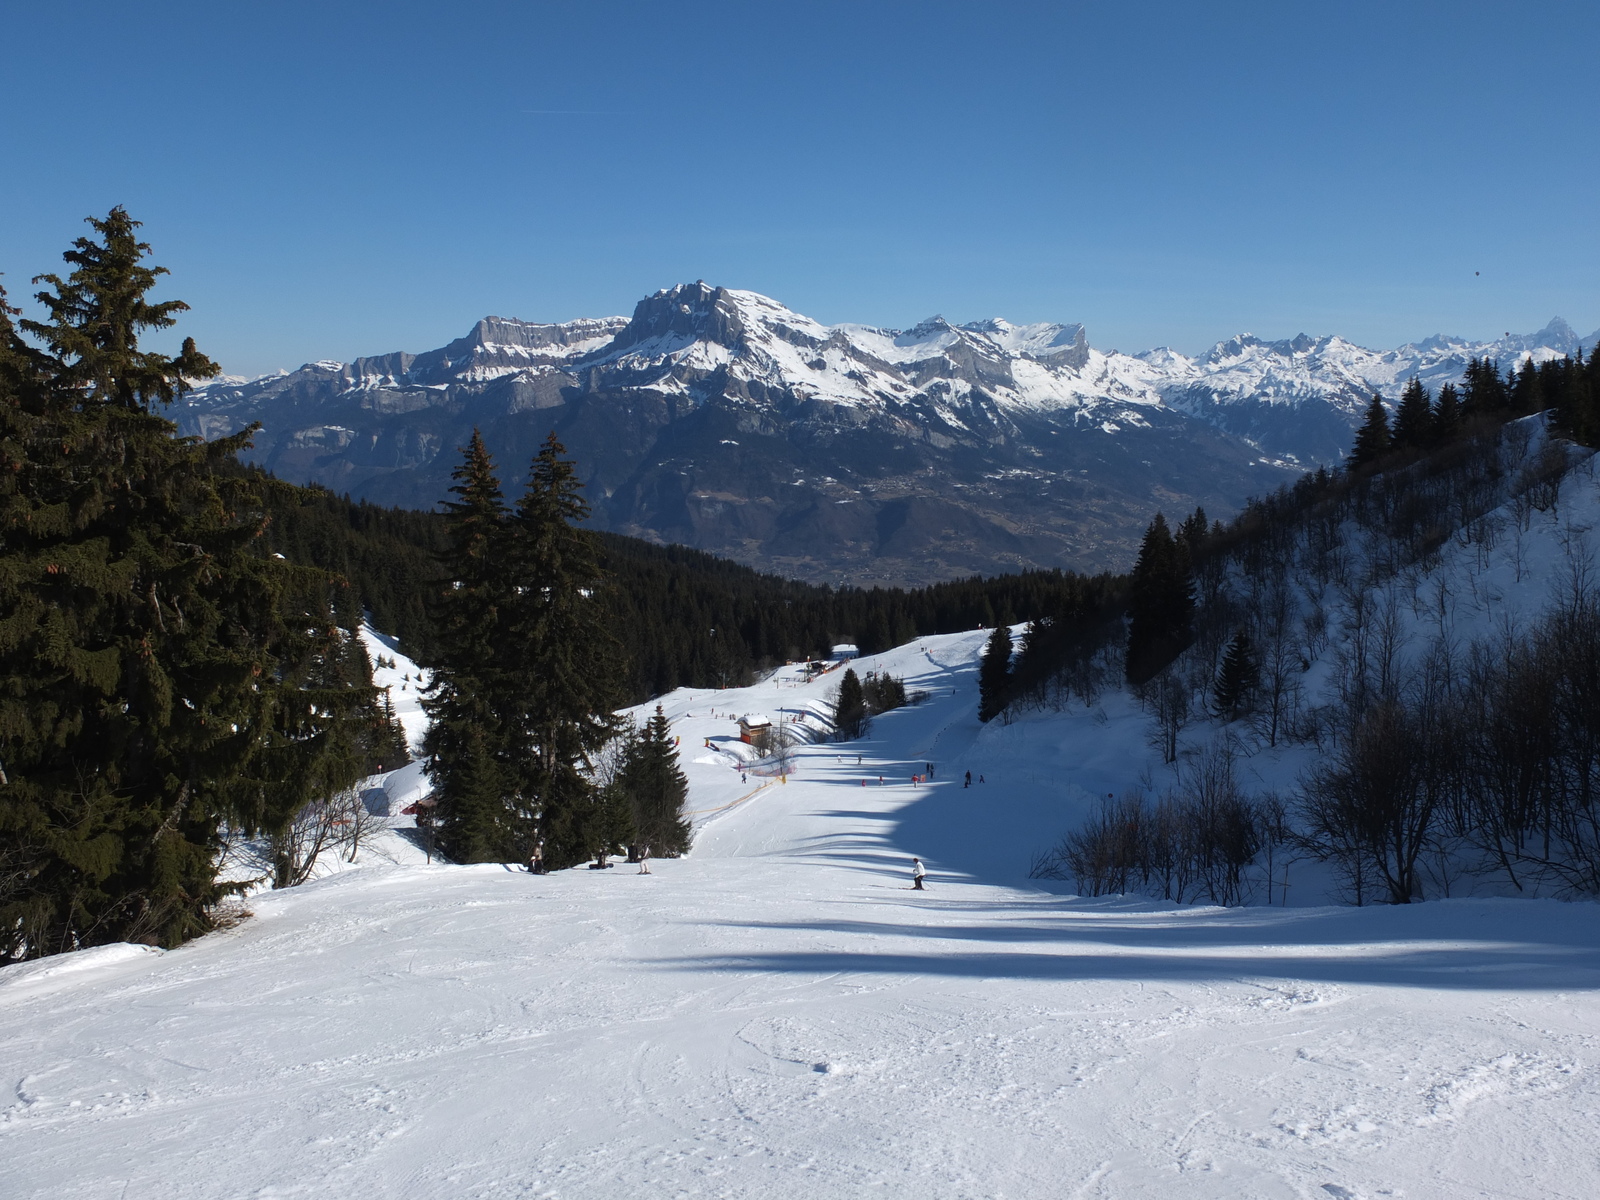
911 857 927 890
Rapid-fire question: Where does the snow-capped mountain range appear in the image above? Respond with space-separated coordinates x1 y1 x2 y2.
180 284 1595 583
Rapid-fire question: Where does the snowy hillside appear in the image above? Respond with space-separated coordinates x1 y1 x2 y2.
8 449 1600 1197
360 621 432 756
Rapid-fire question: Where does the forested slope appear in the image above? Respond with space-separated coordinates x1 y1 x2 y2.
250 468 1120 703
999 344 1600 904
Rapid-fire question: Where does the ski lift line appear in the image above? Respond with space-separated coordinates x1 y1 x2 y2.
685 779 777 817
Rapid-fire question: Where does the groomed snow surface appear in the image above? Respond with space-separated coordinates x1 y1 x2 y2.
6 634 1600 1196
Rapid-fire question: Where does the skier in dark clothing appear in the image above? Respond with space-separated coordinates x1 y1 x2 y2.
964 771 971 788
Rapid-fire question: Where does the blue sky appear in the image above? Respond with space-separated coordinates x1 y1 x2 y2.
2 1 1596 376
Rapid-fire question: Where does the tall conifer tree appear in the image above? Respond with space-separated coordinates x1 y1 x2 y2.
505 432 622 866
1461 357 1507 416
1212 628 1260 719
834 667 867 739
1510 358 1544 415
622 705 691 859
1549 351 1597 443
977 624 1013 723
423 430 517 862
1575 345 1600 443
1125 513 1193 684
1432 382 1462 443
1349 395 1392 467
1392 378 1433 450
1 210 382 956
1175 507 1209 563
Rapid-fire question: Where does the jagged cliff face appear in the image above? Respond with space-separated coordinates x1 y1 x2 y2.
178 286 1594 585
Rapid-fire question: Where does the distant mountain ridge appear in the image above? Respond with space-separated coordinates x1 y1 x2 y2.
180 285 1595 584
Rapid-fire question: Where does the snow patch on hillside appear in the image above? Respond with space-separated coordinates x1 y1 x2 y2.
361 621 431 755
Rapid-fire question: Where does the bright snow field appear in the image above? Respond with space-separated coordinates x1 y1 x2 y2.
4 633 1599 1199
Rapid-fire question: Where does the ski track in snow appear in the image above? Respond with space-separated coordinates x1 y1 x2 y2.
9 502 1600 1196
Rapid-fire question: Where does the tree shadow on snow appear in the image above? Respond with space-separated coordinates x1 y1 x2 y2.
656 896 1600 992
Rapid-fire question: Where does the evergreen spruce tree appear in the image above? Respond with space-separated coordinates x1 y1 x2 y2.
422 430 516 862
504 432 623 867
1348 395 1392 467
328 577 408 772
1175 507 1209 563
374 689 410 772
1510 357 1544 415
1576 345 1600 444
622 705 691 859
5 210 250 951
1125 513 1194 684
977 623 1013 723
834 667 867 739
1461 357 1507 417
1212 628 1260 719
445 731 513 865
1548 351 1596 444
1 210 383 956
1391 378 1433 450
1431 382 1462 444
864 672 908 714
0 282 60 953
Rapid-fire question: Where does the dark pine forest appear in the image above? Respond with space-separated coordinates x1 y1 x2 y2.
252 472 1121 704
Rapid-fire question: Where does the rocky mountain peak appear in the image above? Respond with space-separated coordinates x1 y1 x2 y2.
602 282 750 359
1204 333 1266 364
908 315 956 337
1521 317 1580 354
961 319 1091 369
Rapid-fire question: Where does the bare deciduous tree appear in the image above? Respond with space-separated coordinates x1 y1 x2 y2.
1034 742 1271 907
269 789 383 888
1143 671 1191 764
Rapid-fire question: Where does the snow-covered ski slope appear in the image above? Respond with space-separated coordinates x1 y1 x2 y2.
7 582 1600 1197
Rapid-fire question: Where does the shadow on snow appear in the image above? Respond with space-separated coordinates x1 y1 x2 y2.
652 895 1600 992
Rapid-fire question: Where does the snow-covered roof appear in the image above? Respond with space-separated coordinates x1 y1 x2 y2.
831 644 859 657
738 713 772 728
